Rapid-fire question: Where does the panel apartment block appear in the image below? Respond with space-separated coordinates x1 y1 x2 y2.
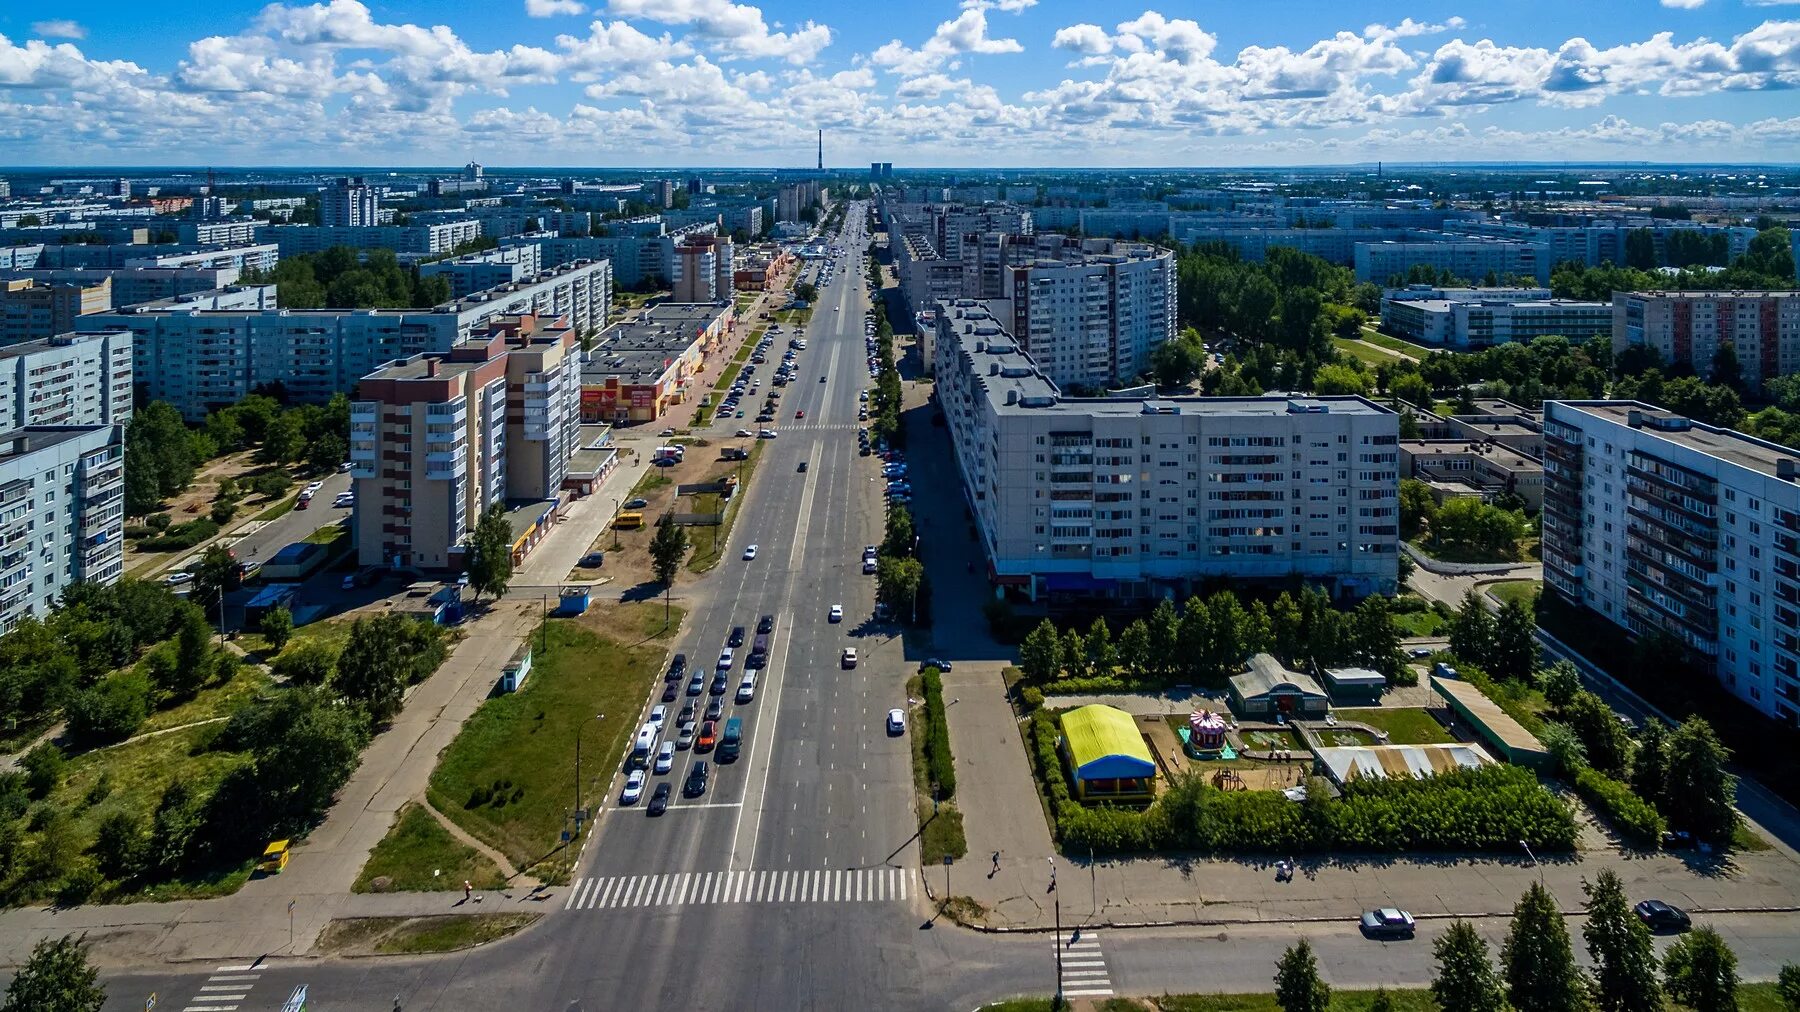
935 300 1398 601
0 425 126 632
0 331 133 430
1542 400 1800 724
1612 291 1800 388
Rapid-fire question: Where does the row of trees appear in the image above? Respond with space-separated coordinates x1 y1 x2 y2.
124 390 352 518
1275 872 1778 1012
1018 587 1407 688
874 505 928 626
240 246 452 309
1401 482 1532 561
1176 244 1375 361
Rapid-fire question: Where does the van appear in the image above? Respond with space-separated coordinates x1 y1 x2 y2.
615 511 645 529
629 722 658 768
717 717 744 762
735 672 756 703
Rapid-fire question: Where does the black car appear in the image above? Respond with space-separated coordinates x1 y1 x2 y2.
919 658 953 673
648 782 672 815
671 653 688 673
684 761 710 797
661 682 679 703
757 614 775 634
1635 900 1691 932
728 626 746 648
705 697 726 722
710 671 729 696
686 672 705 696
797 461 809 472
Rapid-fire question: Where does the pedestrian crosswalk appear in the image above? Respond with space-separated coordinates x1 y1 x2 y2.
179 964 262 1011
563 866 910 911
1058 931 1115 998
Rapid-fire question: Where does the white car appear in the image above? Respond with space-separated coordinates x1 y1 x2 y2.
648 704 667 731
829 604 843 623
333 493 355 508
654 741 675 774
621 769 647 804
886 708 906 735
758 429 778 439
743 544 759 560
841 647 858 669
660 427 677 437
736 428 753 437
717 648 735 670
164 571 194 586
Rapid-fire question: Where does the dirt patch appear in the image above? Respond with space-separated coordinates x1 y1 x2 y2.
315 912 539 955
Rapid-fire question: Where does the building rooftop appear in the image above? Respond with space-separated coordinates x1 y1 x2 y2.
0 425 114 460
1400 439 1539 472
1231 653 1329 701
1621 290 1800 299
1552 400 1800 480
1432 675 1545 755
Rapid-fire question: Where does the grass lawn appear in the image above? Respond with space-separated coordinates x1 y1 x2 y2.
303 521 348 545
687 440 764 573
317 913 539 955
711 362 742 391
1357 327 1429 359
1408 538 1525 566
733 336 758 364
137 654 271 736
251 490 301 523
426 608 680 879
630 470 672 498
240 616 358 663
1333 707 1452 745
1486 579 1541 609
1331 337 1399 368
355 802 508 893
1391 609 1446 637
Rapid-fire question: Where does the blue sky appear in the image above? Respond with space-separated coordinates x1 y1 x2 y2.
4 0 1799 167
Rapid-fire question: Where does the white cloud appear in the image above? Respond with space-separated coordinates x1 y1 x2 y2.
31 20 87 40
604 0 831 63
1660 0 1707 8
960 0 1038 12
869 9 1023 76
526 0 588 15
1362 17 1466 42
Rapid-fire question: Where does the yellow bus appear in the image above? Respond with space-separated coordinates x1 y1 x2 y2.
614 511 646 530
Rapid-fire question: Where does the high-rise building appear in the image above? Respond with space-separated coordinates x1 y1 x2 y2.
934 300 1398 600
1613 291 1800 388
349 316 582 570
0 425 126 632
0 331 133 429
1541 400 1800 724
986 236 1176 390
318 176 384 227
464 162 484 181
0 278 112 343
265 221 481 257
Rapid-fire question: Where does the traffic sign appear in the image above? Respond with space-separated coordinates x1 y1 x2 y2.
942 855 952 865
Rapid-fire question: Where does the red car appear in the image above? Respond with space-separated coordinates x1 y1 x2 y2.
795 410 806 419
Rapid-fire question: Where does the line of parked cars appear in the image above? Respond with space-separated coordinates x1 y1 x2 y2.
631 620 764 814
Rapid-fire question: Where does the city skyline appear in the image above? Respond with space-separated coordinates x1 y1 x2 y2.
4 0 1800 167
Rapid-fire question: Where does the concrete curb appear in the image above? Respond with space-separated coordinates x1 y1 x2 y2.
939 904 1800 935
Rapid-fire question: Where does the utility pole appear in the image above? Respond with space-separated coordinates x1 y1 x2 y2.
1520 839 1542 885
574 713 603 837
612 497 621 549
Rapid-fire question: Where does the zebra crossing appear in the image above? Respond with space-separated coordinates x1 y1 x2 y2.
177 964 262 1011
563 866 909 911
1058 931 1115 998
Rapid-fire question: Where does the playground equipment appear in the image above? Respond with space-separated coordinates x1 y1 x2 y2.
1187 709 1228 757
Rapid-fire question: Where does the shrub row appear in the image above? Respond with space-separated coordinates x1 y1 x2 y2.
1039 676 1136 696
1573 766 1666 847
137 518 221 552
919 668 955 798
1028 711 1576 855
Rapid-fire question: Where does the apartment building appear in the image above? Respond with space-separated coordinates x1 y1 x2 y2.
265 221 481 257
997 237 1177 390
0 331 133 430
1380 289 1612 349
935 300 1398 601
319 177 386 227
420 244 544 298
0 425 126 632
1612 291 1800 388
1354 237 1551 286
672 235 735 303
0 266 242 308
87 260 608 419
350 317 584 571
1450 220 1757 269
1542 400 1800 724
1 278 112 343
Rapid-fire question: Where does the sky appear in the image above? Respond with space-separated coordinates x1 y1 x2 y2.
4 0 1800 168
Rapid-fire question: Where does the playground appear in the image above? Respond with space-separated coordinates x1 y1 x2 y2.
1140 713 1313 793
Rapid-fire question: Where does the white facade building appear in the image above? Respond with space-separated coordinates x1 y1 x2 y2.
1542 400 1800 724
319 177 385 227
0 425 126 632
935 300 1399 601
0 331 133 430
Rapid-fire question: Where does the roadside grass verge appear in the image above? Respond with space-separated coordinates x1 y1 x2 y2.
1485 579 1541 609
686 440 764 573
425 609 681 880
980 990 1796 1012
630 470 672 498
239 616 358 663
1357 326 1430 359
354 802 507 893
1391 609 1445 637
907 672 967 865
1332 707 1452 745
136 656 270 736
317 913 539 955
712 363 742 391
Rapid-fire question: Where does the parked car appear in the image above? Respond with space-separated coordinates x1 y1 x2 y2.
918 658 952 673
686 671 705 696
625 498 649 509
1634 900 1691 932
1359 908 1416 939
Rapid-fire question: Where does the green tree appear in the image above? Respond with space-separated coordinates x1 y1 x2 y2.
1061 627 1088 680
1118 619 1151 679
1629 719 1670 809
882 505 916 558
1433 919 1508 1012
1663 718 1738 844
333 613 416 723
1150 330 1206 388
1492 596 1539 681
1349 594 1402 678
21 743 64 800
1393 371 1433 408
1664 926 1739 1012
1541 721 1589 776
1563 691 1631 777
271 640 336 686
92 809 147 881
1502 880 1588 1012
171 603 214 698
149 779 203 875
1399 479 1437 540
1148 598 1180 679
1448 590 1497 665
259 606 294 652
0 934 105 1012
1312 362 1371 395
188 544 239 622
649 514 688 587
1085 618 1116 677
1272 938 1331 1012
874 555 925 624
1367 988 1396 1012
1542 659 1582 709
465 502 515 604
256 413 306 465
1775 963 1800 1011
1020 619 1064 683
1584 868 1662 1012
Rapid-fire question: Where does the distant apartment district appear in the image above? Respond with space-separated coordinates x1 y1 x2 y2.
1 166 1798 723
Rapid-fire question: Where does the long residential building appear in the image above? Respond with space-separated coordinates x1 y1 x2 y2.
0 331 133 430
264 221 481 257
350 315 583 571
1541 400 1800 725
1612 290 1800 388
934 299 1399 601
86 259 610 419
0 266 244 308
0 425 126 632
1354 236 1551 285
420 244 544 297
1380 287 1612 349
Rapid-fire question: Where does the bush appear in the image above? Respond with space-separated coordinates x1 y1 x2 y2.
21 743 64 800
209 500 237 526
271 641 337 686
146 512 174 532
1574 767 1666 847
1019 686 1044 710
138 518 220 552
64 673 151 745
920 669 956 798
1041 675 1136 696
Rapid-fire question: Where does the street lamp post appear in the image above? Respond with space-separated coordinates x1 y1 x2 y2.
1050 857 1062 1009
612 498 621 549
574 713 605 838
1520 839 1542 885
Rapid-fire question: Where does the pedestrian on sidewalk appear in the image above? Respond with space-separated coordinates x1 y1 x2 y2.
990 851 1001 878
463 880 472 902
